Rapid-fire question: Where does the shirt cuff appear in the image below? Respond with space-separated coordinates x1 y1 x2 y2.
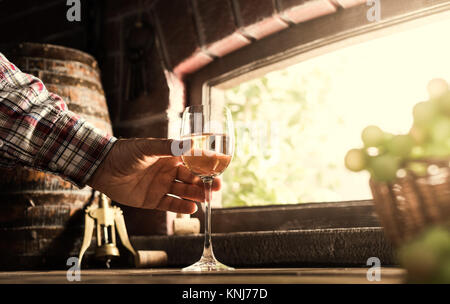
33 110 117 188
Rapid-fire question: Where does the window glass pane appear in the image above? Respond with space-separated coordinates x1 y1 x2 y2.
222 18 450 207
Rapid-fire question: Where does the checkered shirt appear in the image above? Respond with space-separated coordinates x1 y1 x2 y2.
0 52 117 187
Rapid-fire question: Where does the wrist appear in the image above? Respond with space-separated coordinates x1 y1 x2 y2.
86 137 120 191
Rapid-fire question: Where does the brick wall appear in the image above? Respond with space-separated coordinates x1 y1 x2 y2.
0 0 368 143
0 0 368 235
151 0 365 78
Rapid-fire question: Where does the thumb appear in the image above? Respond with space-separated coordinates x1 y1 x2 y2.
138 138 192 156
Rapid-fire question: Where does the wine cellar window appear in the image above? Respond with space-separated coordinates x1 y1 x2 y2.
219 17 450 208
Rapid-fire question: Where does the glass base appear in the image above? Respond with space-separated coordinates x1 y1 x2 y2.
182 256 235 272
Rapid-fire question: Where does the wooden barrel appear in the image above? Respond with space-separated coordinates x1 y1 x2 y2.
0 43 113 269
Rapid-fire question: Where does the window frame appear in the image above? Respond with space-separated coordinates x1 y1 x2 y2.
164 1 450 266
186 0 450 106
184 0 450 208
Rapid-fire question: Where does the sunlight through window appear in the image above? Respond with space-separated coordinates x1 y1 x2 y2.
222 17 450 207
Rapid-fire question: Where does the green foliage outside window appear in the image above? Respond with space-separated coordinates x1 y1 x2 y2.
222 68 336 207
221 19 450 208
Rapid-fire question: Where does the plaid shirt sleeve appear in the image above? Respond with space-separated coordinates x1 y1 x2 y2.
0 52 117 188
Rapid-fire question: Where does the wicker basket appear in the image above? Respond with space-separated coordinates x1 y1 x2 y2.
369 159 450 246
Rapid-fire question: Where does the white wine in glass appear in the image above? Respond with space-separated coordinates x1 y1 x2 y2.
180 105 235 272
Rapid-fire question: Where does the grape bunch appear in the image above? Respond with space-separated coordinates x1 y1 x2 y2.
345 78 450 182
398 226 450 284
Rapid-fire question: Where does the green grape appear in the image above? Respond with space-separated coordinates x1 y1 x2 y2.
344 148 367 172
369 154 400 182
382 132 394 143
423 143 450 158
430 117 450 143
399 227 450 283
427 78 449 99
409 125 428 145
410 146 425 159
361 125 385 147
435 259 450 284
398 242 438 283
407 161 427 176
413 101 437 126
422 227 450 256
435 91 450 116
420 227 450 283
387 134 414 157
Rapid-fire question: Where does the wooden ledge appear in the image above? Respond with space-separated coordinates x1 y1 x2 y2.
0 267 405 284
130 227 395 268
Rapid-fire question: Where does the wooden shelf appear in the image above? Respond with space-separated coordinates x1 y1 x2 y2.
0 267 405 284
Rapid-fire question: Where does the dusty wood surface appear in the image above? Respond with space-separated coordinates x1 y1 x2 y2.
0 267 405 284
202 200 381 233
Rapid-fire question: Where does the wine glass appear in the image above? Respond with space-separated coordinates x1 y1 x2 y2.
180 104 235 272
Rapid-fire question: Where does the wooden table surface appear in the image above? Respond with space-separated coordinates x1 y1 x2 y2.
0 267 406 284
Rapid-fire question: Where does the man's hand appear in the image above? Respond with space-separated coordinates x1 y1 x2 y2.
87 138 220 214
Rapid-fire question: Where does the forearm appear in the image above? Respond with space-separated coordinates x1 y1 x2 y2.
0 52 116 187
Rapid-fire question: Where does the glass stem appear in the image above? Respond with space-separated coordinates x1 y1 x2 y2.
202 177 215 259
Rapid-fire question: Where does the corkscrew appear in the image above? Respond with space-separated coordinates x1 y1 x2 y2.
78 193 167 268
